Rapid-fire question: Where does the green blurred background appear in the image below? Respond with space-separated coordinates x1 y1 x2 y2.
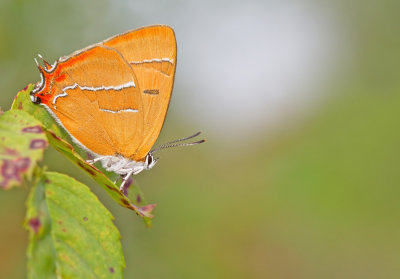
1 0 400 278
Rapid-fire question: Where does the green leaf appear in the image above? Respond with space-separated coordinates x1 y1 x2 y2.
25 167 56 279
25 171 125 279
11 84 69 140
0 109 48 189
13 85 155 224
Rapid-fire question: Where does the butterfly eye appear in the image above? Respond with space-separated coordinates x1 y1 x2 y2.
146 154 153 165
30 94 41 104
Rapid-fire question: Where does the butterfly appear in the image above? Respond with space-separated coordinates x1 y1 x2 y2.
30 25 204 189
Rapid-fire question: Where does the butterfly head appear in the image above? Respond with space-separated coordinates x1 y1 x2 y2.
30 55 60 106
145 153 158 170
30 93 41 104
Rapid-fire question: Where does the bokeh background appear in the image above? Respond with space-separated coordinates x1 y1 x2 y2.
1 0 400 278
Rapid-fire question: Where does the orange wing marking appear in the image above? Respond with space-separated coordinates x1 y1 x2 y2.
63 81 136 91
99 108 138 113
143 89 159 95
130 58 174 77
130 58 174 64
53 81 136 108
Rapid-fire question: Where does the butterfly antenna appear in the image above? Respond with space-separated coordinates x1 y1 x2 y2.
150 131 205 154
162 131 202 145
34 57 40 67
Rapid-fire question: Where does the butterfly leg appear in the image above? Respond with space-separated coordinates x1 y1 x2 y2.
119 169 135 191
86 155 112 165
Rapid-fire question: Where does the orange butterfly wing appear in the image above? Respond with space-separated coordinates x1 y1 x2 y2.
33 45 144 157
104 25 177 160
32 26 177 161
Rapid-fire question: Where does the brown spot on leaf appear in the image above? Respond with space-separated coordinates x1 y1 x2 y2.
109 267 115 273
47 130 64 142
62 228 67 233
14 157 30 170
22 125 43 133
136 194 142 203
121 187 128 197
83 217 88 221
121 199 130 207
121 176 133 196
18 102 23 110
125 176 133 187
28 217 41 234
3 148 19 156
0 157 30 188
49 132 59 139
106 184 121 194
57 220 63 225
77 161 96 176
29 139 48 149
